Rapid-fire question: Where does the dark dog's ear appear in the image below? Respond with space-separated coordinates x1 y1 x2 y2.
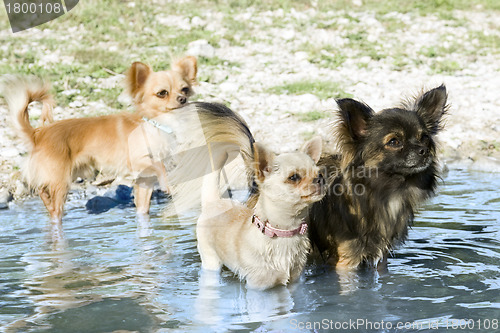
413 85 447 135
125 62 151 99
173 56 198 85
336 98 374 142
253 142 275 183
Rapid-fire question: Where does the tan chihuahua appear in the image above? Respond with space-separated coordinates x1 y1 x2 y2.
2 57 197 223
125 56 197 118
197 137 325 290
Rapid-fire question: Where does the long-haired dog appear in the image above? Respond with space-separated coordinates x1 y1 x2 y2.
125 56 197 118
308 85 448 269
2 57 197 222
187 108 325 289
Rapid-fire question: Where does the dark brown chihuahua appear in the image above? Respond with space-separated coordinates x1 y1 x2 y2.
308 85 448 269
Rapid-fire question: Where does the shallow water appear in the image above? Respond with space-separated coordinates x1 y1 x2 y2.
0 169 499 332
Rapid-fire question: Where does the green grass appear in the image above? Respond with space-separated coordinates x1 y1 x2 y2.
299 43 346 69
345 31 386 61
469 31 500 54
0 0 498 112
420 46 439 58
430 60 462 73
270 81 350 100
300 130 316 141
322 0 500 14
295 110 328 122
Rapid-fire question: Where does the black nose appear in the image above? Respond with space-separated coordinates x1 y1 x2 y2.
177 96 187 104
314 173 325 185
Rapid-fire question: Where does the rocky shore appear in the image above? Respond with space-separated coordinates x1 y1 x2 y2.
1 6 499 208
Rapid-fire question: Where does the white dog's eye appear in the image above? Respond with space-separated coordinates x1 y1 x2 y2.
181 87 190 94
288 173 302 182
156 90 168 98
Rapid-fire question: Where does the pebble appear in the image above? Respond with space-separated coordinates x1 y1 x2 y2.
13 180 28 198
69 100 83 108
2 147 19 158
187 40 215 58
0 188 12 209
1 7 500 196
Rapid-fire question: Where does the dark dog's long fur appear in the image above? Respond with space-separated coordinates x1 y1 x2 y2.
308 85 448 268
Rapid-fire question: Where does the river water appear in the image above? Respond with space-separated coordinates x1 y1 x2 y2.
0 168 499 332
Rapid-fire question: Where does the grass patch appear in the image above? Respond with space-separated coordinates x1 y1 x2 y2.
469 31 500 54
72 48 127 77
419 46 439 58
295 110 328 122
312 51 346 69
199 56 241 68
1 0 498 114
430 60 462 73
322 0 500 14
300 43 346 69
345 31 385 60
270 81 350 100
376 14 407 32
300 130 316 141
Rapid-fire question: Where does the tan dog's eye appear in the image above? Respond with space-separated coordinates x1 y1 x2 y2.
288 173 302 182
156 90 168 98
181 87 190 94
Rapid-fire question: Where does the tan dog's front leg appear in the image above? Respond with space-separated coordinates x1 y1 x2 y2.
39 185 66 223
134 184 153 215
153 162 170 194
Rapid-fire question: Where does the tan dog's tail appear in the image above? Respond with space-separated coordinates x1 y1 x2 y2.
166 102 256 215
2 76 54 149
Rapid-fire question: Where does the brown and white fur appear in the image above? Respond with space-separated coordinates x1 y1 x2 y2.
2 57 197 222
197 137 325 290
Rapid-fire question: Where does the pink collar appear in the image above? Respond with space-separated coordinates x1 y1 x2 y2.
252 214 308 238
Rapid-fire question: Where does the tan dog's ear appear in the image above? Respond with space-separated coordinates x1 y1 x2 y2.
253 142 275 183
125 62 151 99
301 136 322 164
173 56 198 85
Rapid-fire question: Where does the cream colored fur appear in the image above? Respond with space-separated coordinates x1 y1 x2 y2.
196 137 325 290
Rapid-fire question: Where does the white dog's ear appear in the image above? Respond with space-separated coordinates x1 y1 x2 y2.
172 56 198 85
253 142 275 183
301 136 322 164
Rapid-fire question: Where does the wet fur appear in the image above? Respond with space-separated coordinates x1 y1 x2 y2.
197 138 325 289
308 85 448 269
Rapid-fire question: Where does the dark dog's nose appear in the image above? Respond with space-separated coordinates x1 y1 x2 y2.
177 96 187 104
418 147 428 155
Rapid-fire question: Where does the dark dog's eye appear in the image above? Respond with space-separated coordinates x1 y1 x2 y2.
387 138 402 147
156 90 168 98
421 134 430 142
288 173 302 182
181 87 190 94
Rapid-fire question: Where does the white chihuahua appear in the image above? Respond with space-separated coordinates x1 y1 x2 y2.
197 137 325 290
